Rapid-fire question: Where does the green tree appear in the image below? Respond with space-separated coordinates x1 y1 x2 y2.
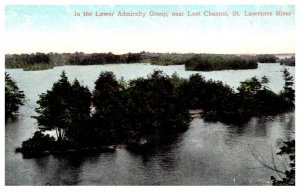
256 54 277 63
64 79 92 143
271 139 295 185
280 68 295 108
177 74 206 109
91 72 127 145
5 73 25 119
237 76 270 113
125 70 190 138
279 56 295 66
19 131 55 156
34 71 91 142
238 76 267 96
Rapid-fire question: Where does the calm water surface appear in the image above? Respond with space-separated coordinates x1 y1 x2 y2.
5 63 295 185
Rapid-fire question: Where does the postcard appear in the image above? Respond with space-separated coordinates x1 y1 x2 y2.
3 2 296 187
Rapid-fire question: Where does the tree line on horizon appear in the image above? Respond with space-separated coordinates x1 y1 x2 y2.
5 52 291 71
280 56 295 66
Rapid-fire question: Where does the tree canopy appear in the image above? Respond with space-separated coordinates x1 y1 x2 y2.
280 68 295 108
280 56 295 66
125 70 190 138
185 54 258 71
89 71 128 145
5 73 25 120
18 69 295 157
271 139 295 185
34 71 91 141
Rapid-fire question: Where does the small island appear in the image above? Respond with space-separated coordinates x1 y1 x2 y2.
184 54 257 71
6 67 294 158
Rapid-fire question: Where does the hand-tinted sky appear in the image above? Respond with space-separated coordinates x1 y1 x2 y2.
5 5 295 54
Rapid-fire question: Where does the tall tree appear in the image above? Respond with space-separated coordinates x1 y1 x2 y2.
65 79 92 143
34 71 91 141
271 140 295 185
91 72 127 145
280 68 295 108
125 70 190 138
5 73 25 119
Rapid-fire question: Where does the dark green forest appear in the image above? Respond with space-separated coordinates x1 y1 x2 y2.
184 54 257 71
280 56 295 66
256 54 277 63
5 73 25 120
271 139 295 185
5 52 292 71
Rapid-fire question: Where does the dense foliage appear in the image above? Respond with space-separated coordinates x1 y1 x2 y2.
256 54 278 63
280 56 295 66
184 54 258 71
28 70 190 151
8 52 289 71
280 69 295 108
18 69 294 156
5 73 25 120
88 72 128 146
125 71 190 139
33 71 91 142
8 52 291 72
271 140 295 185
176 70 294 123
16 131 56 157
5 53 52 70
68 52 142 65
5 52 143 70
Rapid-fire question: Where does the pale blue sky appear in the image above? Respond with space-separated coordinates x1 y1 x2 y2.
5 5 295 54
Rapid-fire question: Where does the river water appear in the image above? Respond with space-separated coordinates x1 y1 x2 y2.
5 63 295 185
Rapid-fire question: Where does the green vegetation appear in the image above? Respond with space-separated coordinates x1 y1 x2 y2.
5 52 143 70
16 131 55 158
16 69 294 157
7 52 291 71
7 52 288 71
177 74 243 123
280 68 295 108
5 52 275 71
256 54 278 63
89 71 128 146
280 56 295 66
177 69 294 123
271 139 295 185
141 52 194 65
68 52 142 65
18 70 190 156
184 54 258 71
5 53 54 71
33 71 91 142
125 71 190 147
5 73 25 120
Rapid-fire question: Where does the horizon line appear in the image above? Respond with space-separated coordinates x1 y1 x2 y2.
5 51 296 55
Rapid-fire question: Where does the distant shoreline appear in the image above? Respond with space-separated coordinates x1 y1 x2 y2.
6 52 294 71
5 52 295 56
